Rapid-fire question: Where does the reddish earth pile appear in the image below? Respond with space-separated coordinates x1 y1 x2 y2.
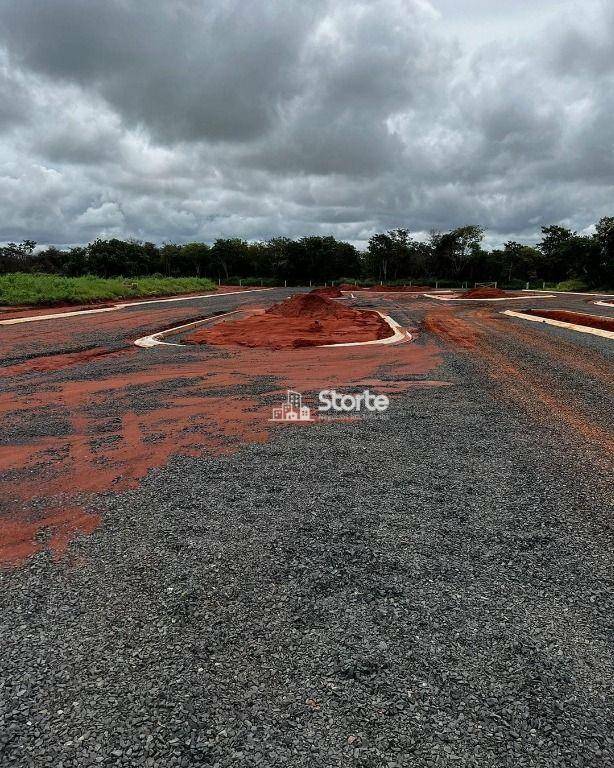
310 286 343 298
525 309 614 332
184 293 393 349
338 283 366 291
460 287 511 299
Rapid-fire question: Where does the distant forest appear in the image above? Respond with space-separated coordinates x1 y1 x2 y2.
1 218 612 287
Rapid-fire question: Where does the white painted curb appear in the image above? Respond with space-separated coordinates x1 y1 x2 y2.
523 289 614 297
423 293 556 302
0 288 274 326
320 313 411 347
341 289 455 295
134 310 242 348
502 310 614 340
1 304 119 325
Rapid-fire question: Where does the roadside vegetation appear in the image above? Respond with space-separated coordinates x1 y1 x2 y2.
1 216 612 297
0 273 217 307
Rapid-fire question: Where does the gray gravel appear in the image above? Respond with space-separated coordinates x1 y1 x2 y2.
1 294 613 767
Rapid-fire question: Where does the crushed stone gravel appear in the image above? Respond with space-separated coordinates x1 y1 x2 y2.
1 341 613 767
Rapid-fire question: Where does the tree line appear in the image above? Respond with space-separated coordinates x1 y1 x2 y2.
1 218 612 286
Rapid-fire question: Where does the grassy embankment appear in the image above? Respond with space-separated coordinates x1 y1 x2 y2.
0 273 217 307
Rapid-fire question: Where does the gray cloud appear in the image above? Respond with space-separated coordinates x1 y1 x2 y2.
0 52 32 130
0 0 322 143
0 0 612 248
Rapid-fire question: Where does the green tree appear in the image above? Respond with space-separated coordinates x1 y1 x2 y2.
86 239 157 277
177 242 211 276
595 217 614 285
501 241 541 282
538 225 574 281
448 225 484 276
210 239 250 280
0 240 37 272
430 226 484 278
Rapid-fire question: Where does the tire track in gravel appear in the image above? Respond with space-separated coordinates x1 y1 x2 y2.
423 307 614 458
486 309 614 383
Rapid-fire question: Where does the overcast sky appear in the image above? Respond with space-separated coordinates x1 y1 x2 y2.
0 0 612 249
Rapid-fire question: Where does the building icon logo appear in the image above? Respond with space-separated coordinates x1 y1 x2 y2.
271 390 313 422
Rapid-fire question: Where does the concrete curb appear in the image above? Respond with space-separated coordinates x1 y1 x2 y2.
134 311 242 348
135 311 411 349
502 310 614 340
423 293 556 302
319 313 411 347
522 289 614 297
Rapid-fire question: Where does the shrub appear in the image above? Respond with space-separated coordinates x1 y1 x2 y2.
554 279 590 292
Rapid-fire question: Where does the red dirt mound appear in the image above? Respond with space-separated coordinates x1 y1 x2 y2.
185 293 393 349
310 286 343 298
265 293 351 319
338 283 366 291
524 309 614 332
460 287 511 299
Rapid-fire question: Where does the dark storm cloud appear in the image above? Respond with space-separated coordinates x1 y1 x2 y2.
0 0 612 247
546 2 614 77
0 0 322 142
0 53 31 130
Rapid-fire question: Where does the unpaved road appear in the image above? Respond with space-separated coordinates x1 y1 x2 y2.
1 289 613 767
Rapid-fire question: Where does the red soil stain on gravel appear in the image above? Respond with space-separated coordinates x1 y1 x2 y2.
0 320 442 566
524 309 614 332
423 310 480 349
0 347 131 377
184 293 393 349
0 506 100 566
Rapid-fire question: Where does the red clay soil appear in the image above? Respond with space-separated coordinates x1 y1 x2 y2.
460 287 512 299
338 283 365 291
0 348 129 377
0 327 443 566
310 286 344 298
0 506 100 566
524 309 614 332
184 293 394 349
0 290 444 567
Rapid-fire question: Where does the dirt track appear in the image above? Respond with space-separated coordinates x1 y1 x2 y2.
1 288 613 767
